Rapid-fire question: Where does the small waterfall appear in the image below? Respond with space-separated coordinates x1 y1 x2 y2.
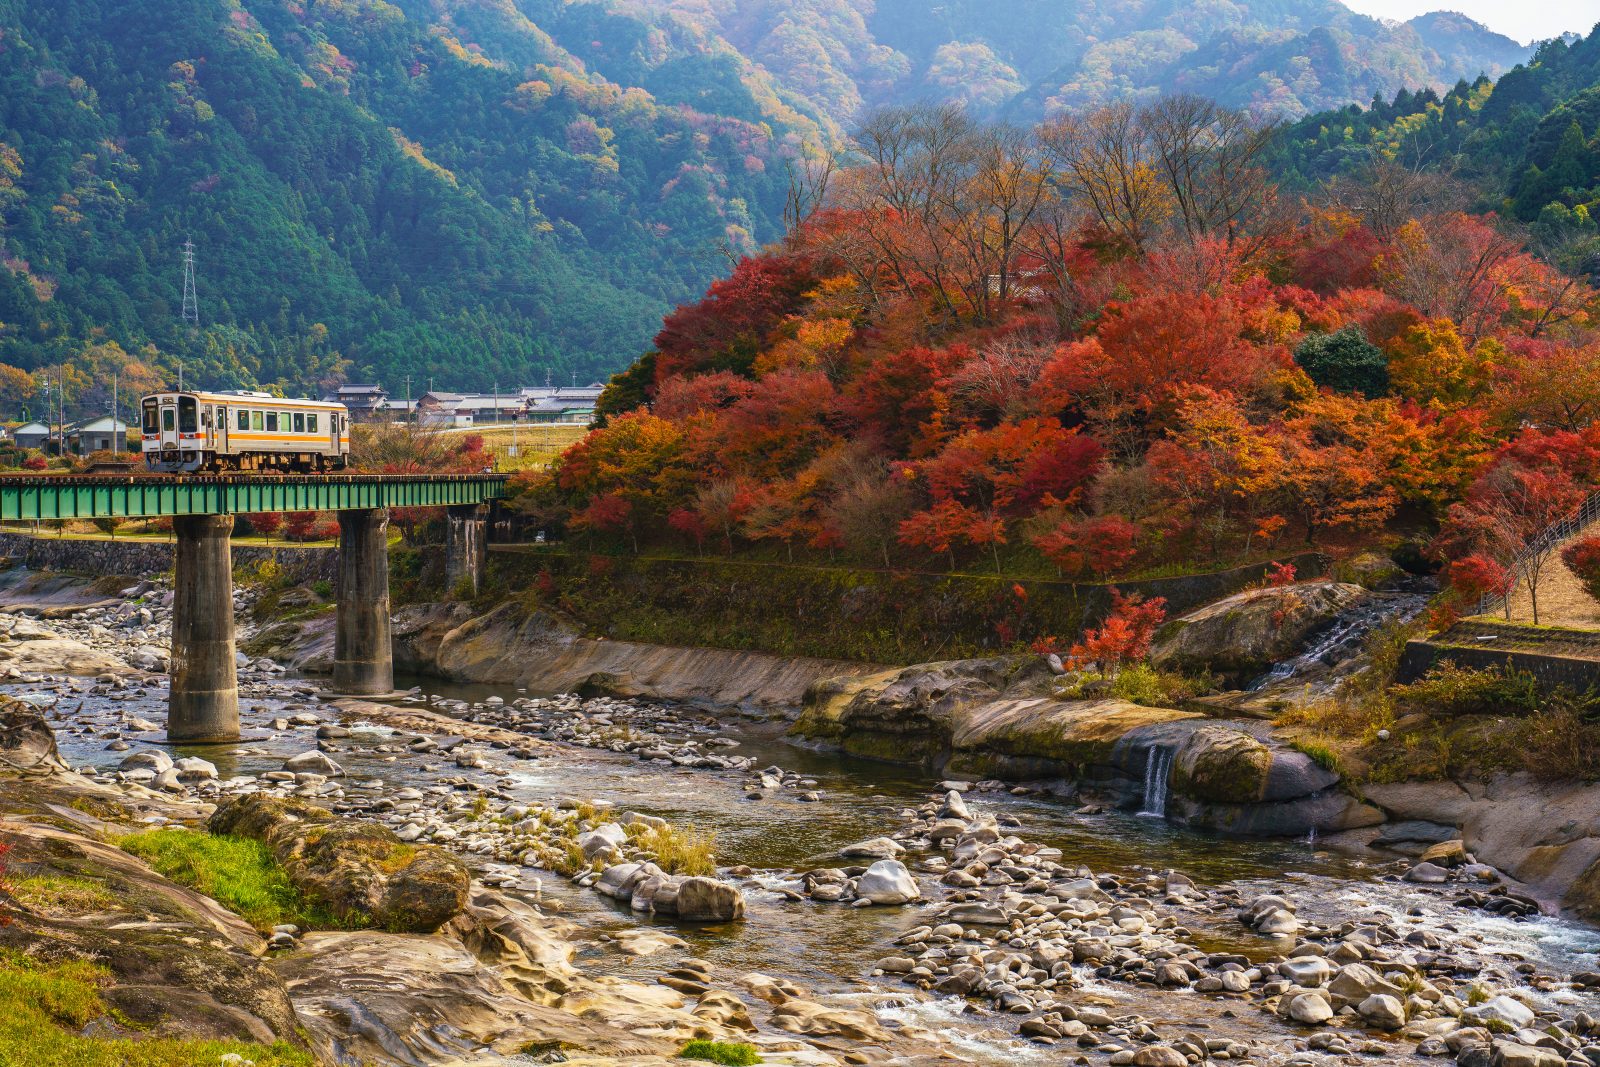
1138 746 1173 818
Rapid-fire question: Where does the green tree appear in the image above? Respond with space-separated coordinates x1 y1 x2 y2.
1293 327 1389 398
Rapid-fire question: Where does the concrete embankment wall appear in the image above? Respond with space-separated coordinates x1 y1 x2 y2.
0 532 336 585
392 602 881 710
485 548 1331 666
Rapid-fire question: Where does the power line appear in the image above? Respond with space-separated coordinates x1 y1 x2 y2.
181 237 199 327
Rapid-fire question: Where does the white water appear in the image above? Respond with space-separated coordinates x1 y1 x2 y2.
1138 746 1173 817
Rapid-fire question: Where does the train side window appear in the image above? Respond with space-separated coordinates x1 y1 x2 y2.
307 413 318 433
266 412 278 432
251 410 264 431
237 409 249 431
293 412 305 432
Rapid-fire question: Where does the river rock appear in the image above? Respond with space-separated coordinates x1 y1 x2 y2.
1286 991 1333 1025
674 877 745 922
1463 995 1536 1030
1490 1043 1565 1067
173 756 218 780
840 836 904 859
1150 580 1371 680
1133 1048 1189 1067
578 822 628 860
119 749 174 774
282 750 344 777
1357 993 1407 1029
1420 839 1469 867
856 860 919 905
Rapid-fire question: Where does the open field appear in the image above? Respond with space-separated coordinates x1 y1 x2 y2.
443 422 588 471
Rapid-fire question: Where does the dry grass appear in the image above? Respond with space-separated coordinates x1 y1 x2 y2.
625 822 718 877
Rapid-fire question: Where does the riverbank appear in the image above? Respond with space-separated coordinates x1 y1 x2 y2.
6 566 1600 1065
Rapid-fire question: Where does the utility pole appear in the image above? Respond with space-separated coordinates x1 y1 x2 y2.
402 374 412 425
111 368 118 452
492 380 498 427
181 238 199 327
177 360 184 392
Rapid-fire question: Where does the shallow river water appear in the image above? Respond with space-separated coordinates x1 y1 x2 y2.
24 666 1600 1065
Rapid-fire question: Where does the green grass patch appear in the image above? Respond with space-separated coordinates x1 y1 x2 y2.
1289 739 1340 773
9 875 115 914
679 1039 762 1065
0 952 312 1066
119 828 348 931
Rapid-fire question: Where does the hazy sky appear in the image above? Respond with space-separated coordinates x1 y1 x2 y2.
1340 1 1596 43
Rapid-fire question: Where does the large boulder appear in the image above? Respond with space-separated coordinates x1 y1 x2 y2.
674 877 745 922
1150 580 1370 680
856 860 920 905
210 794 469 933
0 698 68 776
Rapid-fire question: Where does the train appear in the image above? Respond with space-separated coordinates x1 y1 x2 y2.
139 390 351 473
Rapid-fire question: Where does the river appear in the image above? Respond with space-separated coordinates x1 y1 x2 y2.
22 660 1600 1065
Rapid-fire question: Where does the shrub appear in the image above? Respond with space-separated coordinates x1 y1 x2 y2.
1392 664 1540 718
679 1040 761 1065
1518 701 1600 781
19 455 46 471
1265 561 1297 587
1563 536 1600 602
625 822 717 876
1068 590 1167 674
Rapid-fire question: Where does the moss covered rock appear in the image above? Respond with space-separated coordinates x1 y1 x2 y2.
1171 727 1274 805
1151 580 1370 680
209 794 469 933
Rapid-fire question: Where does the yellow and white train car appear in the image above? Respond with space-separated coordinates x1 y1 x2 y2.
140 390 351 473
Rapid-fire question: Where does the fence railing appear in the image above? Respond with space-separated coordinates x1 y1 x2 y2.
1477 488 1600 617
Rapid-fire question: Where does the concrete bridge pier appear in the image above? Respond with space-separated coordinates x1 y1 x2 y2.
332 507 394 696
168 514 240 743
446 504 488 594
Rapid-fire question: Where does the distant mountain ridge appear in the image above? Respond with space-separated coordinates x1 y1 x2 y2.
627 0 1535 123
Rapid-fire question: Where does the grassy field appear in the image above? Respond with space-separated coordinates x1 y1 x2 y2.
439 422 587 471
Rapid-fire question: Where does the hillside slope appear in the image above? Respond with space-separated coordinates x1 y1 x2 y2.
0 0 816 394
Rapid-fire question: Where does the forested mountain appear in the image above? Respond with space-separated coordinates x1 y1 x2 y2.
1274 26 1600 259
628 0 1534 124
0 0 817 400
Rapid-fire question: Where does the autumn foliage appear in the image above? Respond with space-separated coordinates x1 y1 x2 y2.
515 97 1600 621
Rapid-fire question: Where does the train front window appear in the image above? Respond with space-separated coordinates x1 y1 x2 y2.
142 403 158 435
161 409 174 432
178 396 198 434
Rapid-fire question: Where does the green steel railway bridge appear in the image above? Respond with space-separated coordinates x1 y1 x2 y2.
0 474 510 744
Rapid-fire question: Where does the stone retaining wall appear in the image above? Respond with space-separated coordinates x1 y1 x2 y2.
1398 639 1600 690
0 532 336 585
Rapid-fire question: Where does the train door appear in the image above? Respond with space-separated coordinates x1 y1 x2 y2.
215 405 228 456
159 396 178 454
328 412 341 457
